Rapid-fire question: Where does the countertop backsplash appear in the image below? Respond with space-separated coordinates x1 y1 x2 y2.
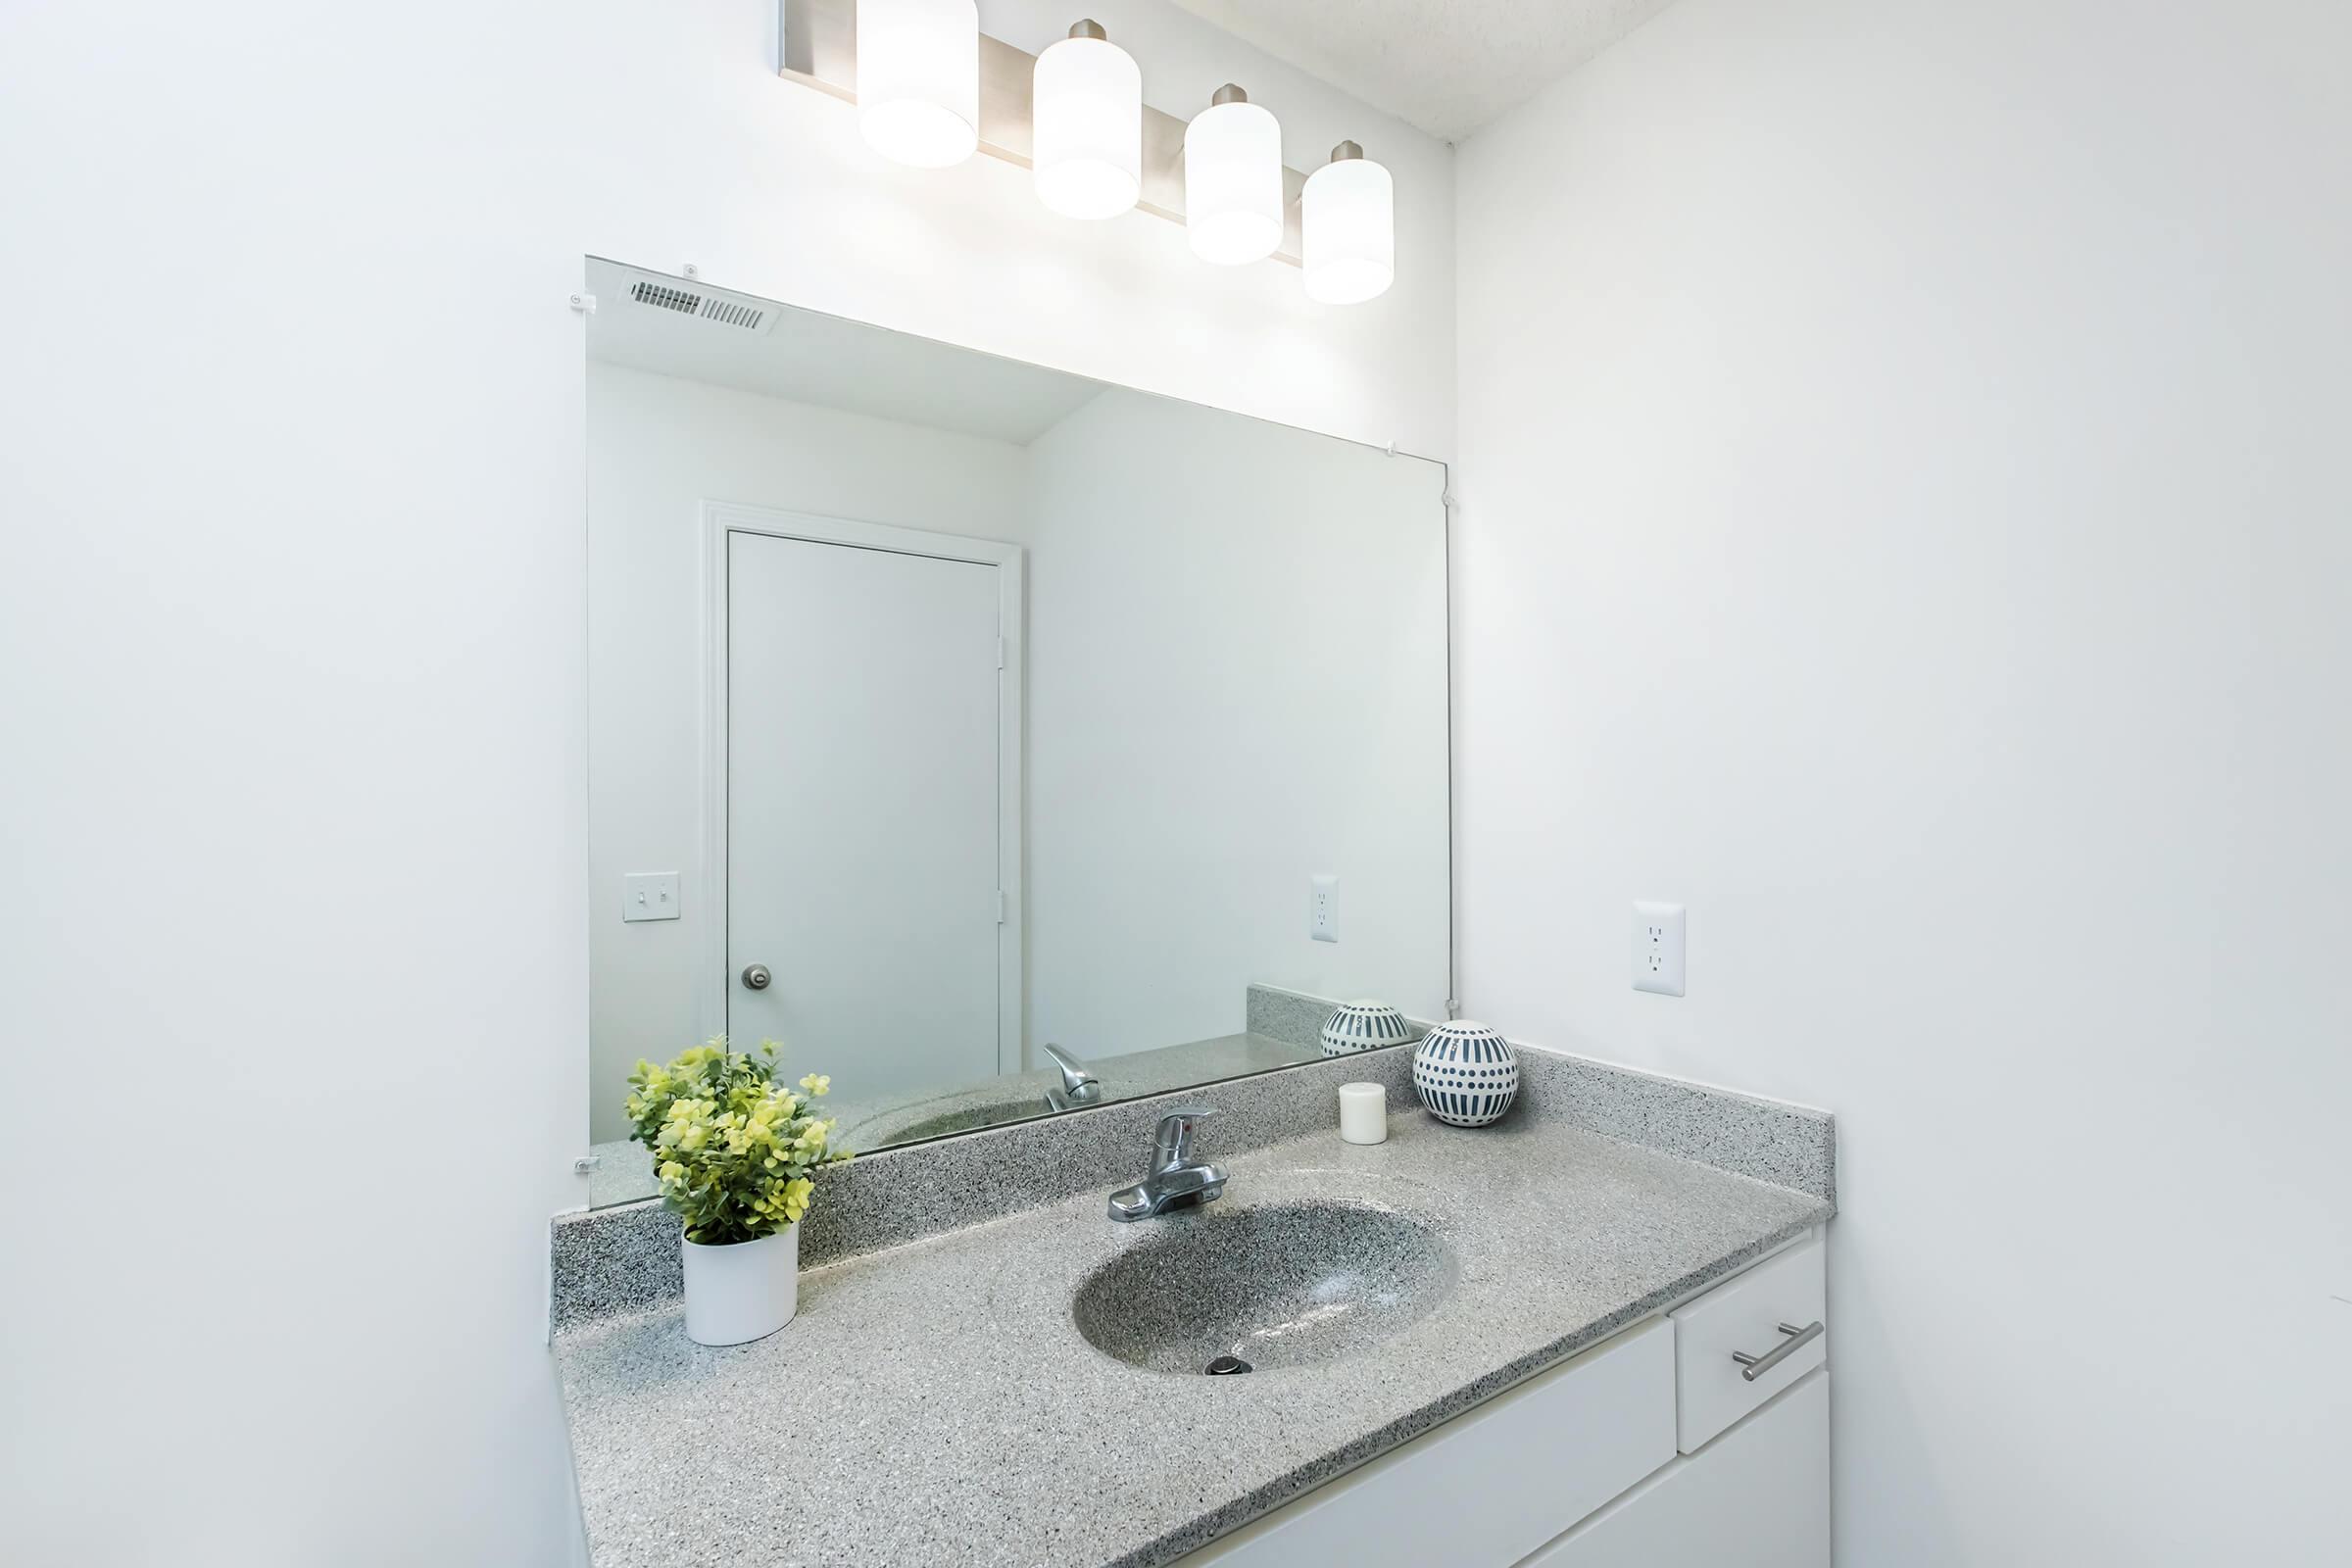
551 987 1832 1333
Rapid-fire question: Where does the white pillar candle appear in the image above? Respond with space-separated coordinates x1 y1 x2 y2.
1338 1081 1388 1145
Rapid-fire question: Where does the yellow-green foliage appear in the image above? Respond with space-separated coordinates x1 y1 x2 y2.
625 1039 853 1247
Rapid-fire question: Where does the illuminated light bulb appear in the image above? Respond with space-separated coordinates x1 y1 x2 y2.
1301 141 1395 304
1184 84 1283 266
856 0 980 169
1033 20 1142 220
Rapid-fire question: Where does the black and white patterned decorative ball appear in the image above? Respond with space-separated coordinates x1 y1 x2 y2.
1411 1021 1520 1127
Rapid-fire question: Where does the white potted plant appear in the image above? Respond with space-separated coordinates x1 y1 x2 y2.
625 1039 852 1346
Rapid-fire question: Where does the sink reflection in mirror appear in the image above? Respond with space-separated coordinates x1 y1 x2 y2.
581 257 1449 1203
877 1099 1051 1144
1071 1200 1456 1374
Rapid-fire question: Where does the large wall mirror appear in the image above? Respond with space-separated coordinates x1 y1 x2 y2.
583 257 1449 1204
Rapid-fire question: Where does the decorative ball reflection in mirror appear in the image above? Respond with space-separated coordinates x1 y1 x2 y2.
1320 1001 1414 1057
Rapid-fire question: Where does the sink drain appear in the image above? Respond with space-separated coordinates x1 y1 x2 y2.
1204 1354 1253 1375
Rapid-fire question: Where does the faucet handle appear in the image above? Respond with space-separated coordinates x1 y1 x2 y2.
1152 1105 1218 1167
1043 1043 1102 1106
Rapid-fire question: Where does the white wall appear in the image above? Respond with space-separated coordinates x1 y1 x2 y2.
586 363 1033 1141
1454 0 2352 1561
0 2 1452 1562
1026 389 1451 1054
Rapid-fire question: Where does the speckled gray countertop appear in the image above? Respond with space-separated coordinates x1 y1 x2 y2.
554 1105 1832 1568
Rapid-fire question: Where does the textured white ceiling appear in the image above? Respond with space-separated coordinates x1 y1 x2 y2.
1163 0 1685 141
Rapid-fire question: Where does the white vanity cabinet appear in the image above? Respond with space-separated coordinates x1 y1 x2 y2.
1180 1230 1830 1568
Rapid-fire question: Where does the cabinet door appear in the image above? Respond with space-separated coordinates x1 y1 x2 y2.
1520 1368 1830 1568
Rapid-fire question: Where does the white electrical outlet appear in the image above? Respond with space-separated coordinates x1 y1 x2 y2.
622 871 682 923
1633 902 1686 995
1310 875 1339 944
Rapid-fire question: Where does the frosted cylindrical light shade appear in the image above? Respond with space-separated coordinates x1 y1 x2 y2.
856 0 979 169
1033 32 1141 220
1184 93 1284 266
1302 153 1395 304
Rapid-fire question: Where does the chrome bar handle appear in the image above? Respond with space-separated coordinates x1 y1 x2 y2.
1731 1320 1824 1383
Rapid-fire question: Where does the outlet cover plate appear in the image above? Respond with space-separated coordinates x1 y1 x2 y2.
1310 874 1339 944
1633 901 1686 996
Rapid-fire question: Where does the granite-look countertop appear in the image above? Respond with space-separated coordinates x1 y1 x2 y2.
554 1107 1832 1568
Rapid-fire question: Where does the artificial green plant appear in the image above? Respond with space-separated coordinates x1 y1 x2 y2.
625 1039 852 1246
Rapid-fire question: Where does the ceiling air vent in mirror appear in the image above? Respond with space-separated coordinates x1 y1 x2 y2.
625 277 777 334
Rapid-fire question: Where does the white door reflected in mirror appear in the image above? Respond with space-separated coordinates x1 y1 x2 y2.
726 527 1008 1107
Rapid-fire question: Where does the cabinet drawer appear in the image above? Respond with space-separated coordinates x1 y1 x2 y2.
1180 1319 1677 1568
1669 1232 1827 1452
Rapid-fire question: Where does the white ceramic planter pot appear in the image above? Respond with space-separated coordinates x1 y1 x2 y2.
681 1224 799 1347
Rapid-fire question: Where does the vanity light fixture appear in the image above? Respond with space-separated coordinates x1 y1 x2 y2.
783 5 1399 293
1184 84 1284 266
1032 21 1142 220
855 0 980 168
1301 141 1395 305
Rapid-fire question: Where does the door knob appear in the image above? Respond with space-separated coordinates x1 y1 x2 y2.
741 963 772 991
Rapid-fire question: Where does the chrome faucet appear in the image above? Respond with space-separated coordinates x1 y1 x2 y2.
1041 1043 1102 1112
1107 1106 1227 1222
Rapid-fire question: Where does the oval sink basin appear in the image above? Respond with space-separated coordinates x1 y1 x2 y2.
1071 1201 1454 1375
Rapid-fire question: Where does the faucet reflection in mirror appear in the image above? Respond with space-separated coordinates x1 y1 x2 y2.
1042 1043 1102 1110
